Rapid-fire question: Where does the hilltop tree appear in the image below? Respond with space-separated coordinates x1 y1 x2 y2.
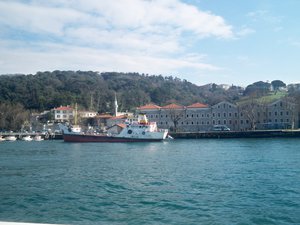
271 80 286 92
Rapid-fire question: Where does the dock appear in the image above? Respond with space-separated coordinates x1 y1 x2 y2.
0 132 62 140
170 129 300 139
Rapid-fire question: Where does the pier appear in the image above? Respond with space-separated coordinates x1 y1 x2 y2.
0 132 62 140
170 129 300 139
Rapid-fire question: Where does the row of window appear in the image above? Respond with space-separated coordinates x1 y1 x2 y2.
159 118 290 126
148 110 291 119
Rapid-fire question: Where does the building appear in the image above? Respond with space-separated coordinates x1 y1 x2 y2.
79 111 97 118
53 106 74 122
137 99 299 132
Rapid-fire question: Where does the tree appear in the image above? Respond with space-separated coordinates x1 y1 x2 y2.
271 80 286 93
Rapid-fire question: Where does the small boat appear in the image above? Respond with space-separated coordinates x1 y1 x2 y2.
22 135 33 141
34 135 44 141
59 114 168 143
0 136 5 142
5 135 17 141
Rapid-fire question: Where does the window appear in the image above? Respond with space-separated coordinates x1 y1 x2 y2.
229 113 232 117
218 120 221 124
224 120 226 124
275 112 277 116
224 113 226 117
218 113 220 117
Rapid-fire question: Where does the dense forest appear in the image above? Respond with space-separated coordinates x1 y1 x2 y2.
1 71 299 131
0 70 245 112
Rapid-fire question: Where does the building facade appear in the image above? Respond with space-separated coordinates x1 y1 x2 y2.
137 99 299 132
53 106 74 122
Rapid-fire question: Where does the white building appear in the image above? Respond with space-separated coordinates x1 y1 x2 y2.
53 106 74 122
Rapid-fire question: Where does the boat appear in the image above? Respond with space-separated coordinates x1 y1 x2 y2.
0 136 5 141
5 135 17 141
59 114 168 142
34 135 44 141
22 135 33 141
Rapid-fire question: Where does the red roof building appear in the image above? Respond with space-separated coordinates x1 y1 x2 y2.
187 103 209 108
137 104 161 110
53 105 74 122
161 103 185 110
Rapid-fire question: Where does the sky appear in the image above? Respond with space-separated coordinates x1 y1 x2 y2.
0 0 300 86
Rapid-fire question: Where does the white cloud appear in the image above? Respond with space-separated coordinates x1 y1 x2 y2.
236 27 255 37
0 0 234 76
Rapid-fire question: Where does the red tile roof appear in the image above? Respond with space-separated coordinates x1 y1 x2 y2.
96 114 113 119
137 104 161 110
187 103 209 108
109 115 127 120
161 103 185 109
54 106 73 111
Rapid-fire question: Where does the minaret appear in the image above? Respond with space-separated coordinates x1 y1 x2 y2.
114 93 118 117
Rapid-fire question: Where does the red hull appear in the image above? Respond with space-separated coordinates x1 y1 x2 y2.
63 134 163 142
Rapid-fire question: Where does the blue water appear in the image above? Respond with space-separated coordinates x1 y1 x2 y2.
0 139 300 225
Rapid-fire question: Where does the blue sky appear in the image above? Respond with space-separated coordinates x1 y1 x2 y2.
0 0 300 86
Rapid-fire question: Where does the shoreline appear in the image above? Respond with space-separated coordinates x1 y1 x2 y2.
170 129 300 139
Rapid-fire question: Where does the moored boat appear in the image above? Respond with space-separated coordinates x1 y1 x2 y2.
5 135 17 141
59 114 168 142
22 135 33 141
34 135 44 141
0 136 5 141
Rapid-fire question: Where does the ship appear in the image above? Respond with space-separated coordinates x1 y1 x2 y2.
59 114 168 142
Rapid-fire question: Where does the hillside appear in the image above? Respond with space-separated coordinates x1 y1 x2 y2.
0 71 244 112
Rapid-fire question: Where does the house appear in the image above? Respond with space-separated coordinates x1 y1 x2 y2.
53 106 74 122
79 111 97 118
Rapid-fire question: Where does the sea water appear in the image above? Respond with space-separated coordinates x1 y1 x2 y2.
0 139 299 225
